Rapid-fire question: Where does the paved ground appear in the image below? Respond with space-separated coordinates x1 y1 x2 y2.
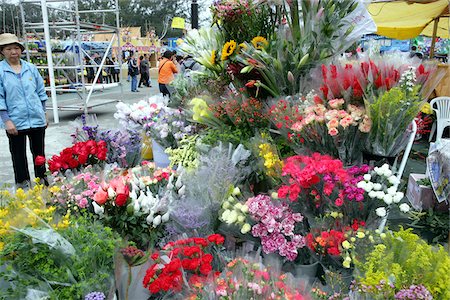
0 80 160 186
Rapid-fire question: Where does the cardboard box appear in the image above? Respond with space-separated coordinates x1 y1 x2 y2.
407 173 448 211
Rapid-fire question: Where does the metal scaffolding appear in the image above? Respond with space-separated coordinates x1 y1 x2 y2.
19 0 123 123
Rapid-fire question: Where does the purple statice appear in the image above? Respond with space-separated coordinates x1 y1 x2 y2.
170 199 211 232
81 114 99 140
84 291 106 300
97 128 141 168
395 285 433 300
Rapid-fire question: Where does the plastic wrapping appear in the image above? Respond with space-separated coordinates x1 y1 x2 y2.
141 134 153 160
427 139 450 202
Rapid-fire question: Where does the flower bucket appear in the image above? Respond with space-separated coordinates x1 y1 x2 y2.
295 261 319 283
151 139 170 168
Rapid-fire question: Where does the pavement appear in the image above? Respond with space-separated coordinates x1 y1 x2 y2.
0 80 160 186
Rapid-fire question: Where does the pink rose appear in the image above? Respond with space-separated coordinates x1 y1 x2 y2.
93 186 108 205
327 118 339 129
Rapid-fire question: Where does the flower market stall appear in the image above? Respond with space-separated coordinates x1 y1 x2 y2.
1 1 449 300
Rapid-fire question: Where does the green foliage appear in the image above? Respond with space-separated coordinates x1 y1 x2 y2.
201 128 254 149
354 228 450 299
364 86 422 157
0 218 120 299
408 208 450 244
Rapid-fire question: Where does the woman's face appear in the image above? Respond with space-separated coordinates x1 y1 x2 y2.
1 44 22 62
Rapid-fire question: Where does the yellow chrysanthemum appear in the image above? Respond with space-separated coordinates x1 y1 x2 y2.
210 50 217 65
421 102 433 114
221 40 237 61
251 36 268 50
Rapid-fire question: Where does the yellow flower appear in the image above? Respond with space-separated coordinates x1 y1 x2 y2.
421 102 433 114
221 40 237 61
356 231 366 239
0 241 4 251
251 36 268 50
210 50 217 65
238 42 248 52
342 240 351 249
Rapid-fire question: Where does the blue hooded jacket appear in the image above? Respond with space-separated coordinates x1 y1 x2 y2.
0 59 48 130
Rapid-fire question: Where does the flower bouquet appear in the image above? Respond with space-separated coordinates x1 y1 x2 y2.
190 256 310 299
246 194 307 262
142 234 225 297
91 163 176 248
46 140 107 174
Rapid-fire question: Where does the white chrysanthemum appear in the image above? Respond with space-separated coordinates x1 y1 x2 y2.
383 194 393 205
399 203 410 213
373 183 382 191
388 175 399 185
387 186 397 196
368 191 377 199
363 174 372 181
375 207 387 217
393 192 404 203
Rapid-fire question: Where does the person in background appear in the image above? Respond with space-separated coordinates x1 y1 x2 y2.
144 54 152 87
104 57 113 84
0 33 49 188
112 57 120 82
85 56 94 83
138 55 149 88
128 53 139 92
157 50 178 97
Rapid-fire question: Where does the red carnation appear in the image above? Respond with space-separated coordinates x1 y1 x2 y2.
35 155 46 166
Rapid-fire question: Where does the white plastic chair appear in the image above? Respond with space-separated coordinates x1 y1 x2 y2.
428 97 450 143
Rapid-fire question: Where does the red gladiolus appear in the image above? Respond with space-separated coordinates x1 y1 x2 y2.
35 155 46 166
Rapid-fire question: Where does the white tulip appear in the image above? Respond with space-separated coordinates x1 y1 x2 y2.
373 183 382 191
240 204 249 213
175 176 183 189
139 179 145 190
363 174 371 181
375 207 387 217
153 215 162 227
383 194 393 205
232 187 241 196
222 201 231 209
133 200 141 213
237 215 245 223
161 211 170 222
241 223 251 234
399 203 410 213
227 210 238 224
129 190 137 201
235 203 243 210
393 192 404 203
221 209 231 220
107 187 116 199
92 202 104 215
146 212 154 224
227 196 235 203
178 185 186 196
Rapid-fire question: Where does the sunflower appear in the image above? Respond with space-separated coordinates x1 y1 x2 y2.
221 40 237 61
238 42 248 52
210 50 217 65
251 36 268 50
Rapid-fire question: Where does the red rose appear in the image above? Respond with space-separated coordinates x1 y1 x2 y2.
35 155 46 166
115 193 128 206
78 154 88 165
207 234 224 245
199 263 212 275
148 280 161 294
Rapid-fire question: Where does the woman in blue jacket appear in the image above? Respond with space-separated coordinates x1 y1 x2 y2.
0 33 49 188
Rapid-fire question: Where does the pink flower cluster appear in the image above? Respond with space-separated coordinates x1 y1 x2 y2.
290 101 371 137
246 194 306 261
277 153 348 203
212 0 251 22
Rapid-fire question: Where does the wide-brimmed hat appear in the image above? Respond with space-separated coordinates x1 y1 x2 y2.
0 33 25 51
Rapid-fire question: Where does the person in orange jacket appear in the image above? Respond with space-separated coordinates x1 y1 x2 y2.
157 50 178 97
